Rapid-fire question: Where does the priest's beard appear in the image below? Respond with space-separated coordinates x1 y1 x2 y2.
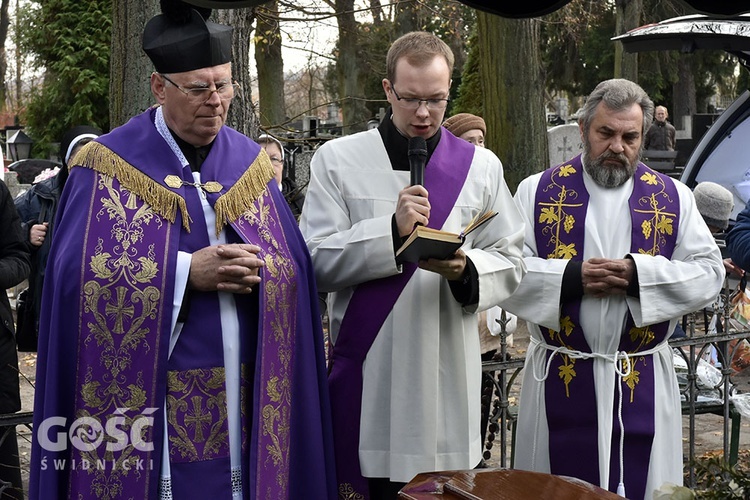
582 142 639 188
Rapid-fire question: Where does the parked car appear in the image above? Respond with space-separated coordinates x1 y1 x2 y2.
7 159 60 186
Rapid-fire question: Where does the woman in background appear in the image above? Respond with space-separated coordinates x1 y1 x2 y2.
14 126 101 351
257 133 305 220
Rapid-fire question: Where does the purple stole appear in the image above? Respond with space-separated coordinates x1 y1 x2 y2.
329 130 475 498
30 109 336 499
533 155 679 500
160 143 303 497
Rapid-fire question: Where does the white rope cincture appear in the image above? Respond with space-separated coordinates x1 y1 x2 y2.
529 336 664 498
613 350 632 499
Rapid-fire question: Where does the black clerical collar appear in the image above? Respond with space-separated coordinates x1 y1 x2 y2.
171 130 214 172
377 109 441 171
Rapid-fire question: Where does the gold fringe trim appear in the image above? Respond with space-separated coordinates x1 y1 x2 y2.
74 142 192 232
213 152 275 237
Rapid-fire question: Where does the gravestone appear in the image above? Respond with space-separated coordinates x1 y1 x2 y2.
547 123 582 168
4 171 29 199
291 149 313 188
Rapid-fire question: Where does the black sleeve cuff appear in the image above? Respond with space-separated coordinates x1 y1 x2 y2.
392 214 401 253
561 260 584 303
448 257 479 306
625 255 640 297
177 287 192 323
393 214 408 264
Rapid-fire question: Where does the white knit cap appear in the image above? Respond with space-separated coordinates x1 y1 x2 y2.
693 181 734 230
257 133 284 160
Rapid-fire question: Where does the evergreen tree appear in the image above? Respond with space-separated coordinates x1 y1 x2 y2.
17 0 111 152
452 27 482 117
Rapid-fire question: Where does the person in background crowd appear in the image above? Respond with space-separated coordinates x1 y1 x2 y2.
14 126 102 351
724 182 750 373
644 105 676 151
694 181 742 276
29 4 336 499
672 181 739 339
688 181 749 368
443 112 486 148
257 133 305 220
300 31 525 499
694 181 734 234
726 192 750 274
501 78 724 500
0 178 29 500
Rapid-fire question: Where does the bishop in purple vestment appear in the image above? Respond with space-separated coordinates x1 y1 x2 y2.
29 4 336 499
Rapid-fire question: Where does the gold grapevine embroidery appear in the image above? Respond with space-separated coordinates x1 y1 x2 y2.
538 164 584 260
634 172 675 256
78 174 164 499
238 189 297 495
338 483 365 500
541 168 669 400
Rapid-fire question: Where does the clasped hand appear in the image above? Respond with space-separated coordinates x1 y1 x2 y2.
189 243 264 293
582 257 634 298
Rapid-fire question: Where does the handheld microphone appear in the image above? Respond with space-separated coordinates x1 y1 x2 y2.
408 136 427 186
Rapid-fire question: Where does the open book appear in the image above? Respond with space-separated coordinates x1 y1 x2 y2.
395 211 498 263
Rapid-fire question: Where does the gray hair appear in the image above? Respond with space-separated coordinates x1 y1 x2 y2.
578 78 654 138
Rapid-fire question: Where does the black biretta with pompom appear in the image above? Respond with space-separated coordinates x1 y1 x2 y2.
142 0 232 74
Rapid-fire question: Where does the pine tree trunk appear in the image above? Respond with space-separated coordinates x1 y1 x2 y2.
614 0 642 81
253 1 284 134
672 55 696 133
215 8 258 137
0 0 9 114
478 13 546 191
110 0 159 128
336 0 369 134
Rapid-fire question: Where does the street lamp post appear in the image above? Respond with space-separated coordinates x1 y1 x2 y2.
6 129 33 161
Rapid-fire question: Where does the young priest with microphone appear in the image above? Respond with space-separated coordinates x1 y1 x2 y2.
300 31 525 499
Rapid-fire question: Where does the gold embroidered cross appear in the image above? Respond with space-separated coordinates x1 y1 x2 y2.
104 286 135 335
634 194 676 255
185 396 212 442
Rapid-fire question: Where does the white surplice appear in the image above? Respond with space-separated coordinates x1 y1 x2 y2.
501 166 725 498
300 129 525 483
